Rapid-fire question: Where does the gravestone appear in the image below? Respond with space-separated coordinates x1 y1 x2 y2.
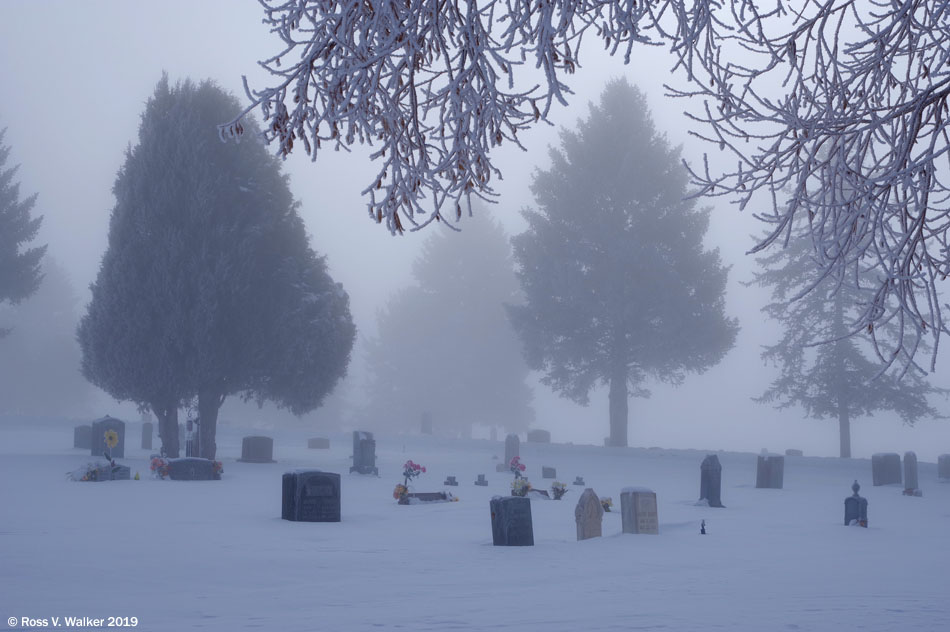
527 429 551 443
475 474 488 486
495 463 509 472
282 470 341 522
939 454 950 481
167 458 218 481
504 434 520 465
785 449 803 457
239 436 276 463
490 496 534 546
574 488 605 540
444 476 458 486
572 476 585 486
90 416 125 459
700 454 724 507
141 422 153 450
308 437 330 449
421 412 433 435
902 451 921 496
871 453 902 486
111 465 131 481
844 480 868 527
755 454 784 489
73 425 91 449
621 487 659 535
350 431 378 475
542 466 556 479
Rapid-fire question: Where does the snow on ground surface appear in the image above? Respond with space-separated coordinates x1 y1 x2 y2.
1 420 948 631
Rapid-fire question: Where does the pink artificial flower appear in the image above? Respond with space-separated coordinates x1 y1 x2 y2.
519 464 526 471
421 466 426 473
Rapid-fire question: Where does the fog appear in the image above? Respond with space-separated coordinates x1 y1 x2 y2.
1 0 947 459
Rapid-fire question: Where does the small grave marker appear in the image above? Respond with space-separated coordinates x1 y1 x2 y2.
239 436 276 463
572 476 585 486
444 475 458 486
542 466 556 479
475 474 488 486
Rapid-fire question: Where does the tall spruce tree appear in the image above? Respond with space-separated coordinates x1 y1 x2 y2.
0 128 45 336
508 79 737 447
751 225 944 458
363 210 533 436
78 76 355 458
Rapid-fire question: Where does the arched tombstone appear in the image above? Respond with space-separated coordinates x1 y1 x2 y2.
902 451 921 496
90 416 125 459
574 488 604 540
699 454 725 507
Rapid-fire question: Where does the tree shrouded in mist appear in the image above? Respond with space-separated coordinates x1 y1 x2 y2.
228 1 950 371
0 128 45 336
363 211 533 436
78 76 355 458
508 79 737 448
752 224 945 459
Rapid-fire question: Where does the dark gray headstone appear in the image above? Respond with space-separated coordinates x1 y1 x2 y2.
475 474 488 486
90 416 125 459
111 465 131 481
239 436 276 463
167 458 218 481
903 451 920 495
349 431 378 475
755 455 784 489
871 453 902 486
785 449 803 457
542 466 556 479
490 496 534 546
282 470 341 522
527 429 551 443
844 480 868 527
575 488 604 540
621 487 659 535
938 454 950 481
504 434 520 465
444 476 458 486
308 437 330 449
421 412 433 435
141 422 153 450
73 425 91 449
700 454 724 507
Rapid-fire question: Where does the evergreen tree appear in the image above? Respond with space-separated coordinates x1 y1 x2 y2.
363 210 533 436
508 79 737 447
78 76 355 458
0 128 45 336
751 225 945 458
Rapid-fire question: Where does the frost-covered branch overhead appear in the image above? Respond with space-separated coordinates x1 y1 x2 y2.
227 0 950 369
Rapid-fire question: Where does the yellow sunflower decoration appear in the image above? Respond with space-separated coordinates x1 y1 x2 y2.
104 430 119 449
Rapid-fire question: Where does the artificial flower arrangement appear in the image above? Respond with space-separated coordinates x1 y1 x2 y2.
601 496 614 512
550 481 569 500
69 432 122 481
150 457 170 479
511 477 532 497
394 459 426 502
509 455 527 478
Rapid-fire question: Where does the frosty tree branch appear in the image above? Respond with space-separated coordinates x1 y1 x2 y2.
225 0 950 370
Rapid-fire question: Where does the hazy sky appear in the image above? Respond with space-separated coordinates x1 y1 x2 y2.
1 0 948 459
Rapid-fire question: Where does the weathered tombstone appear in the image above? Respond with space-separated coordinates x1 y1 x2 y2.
141 422 153 450
871 453 902 486
475 474 488 486
349 431 378 475
307 437 330 449
421 412 433 435
572 476 585 486
90 416 125 459
699 454 724 507
282 470 341 522
844 480 868 527
939 454 950 481
444 475 458 486
620 487 659 535
755 454 785 489
542 466 556 479
504 434 520 465
490 496 534 546
902 451 921 496
527 429 551 443
167 458 218 481
239 436 276 463
73 425 91 449
111 465 131 480
785 449 803 457
574 488 605 540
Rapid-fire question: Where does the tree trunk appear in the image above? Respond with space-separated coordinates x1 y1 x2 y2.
608 364 629 447
154 402 179 458
197 389 223 460
838 406 851 458
832 291 851 458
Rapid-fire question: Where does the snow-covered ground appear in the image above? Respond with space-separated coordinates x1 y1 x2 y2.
1 420 947 631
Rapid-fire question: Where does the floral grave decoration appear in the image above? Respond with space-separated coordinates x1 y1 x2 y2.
511 477 532 497
550 481 569 500
394 460 427 502
150 457 170 479
601 496 613 512
509 455 527 478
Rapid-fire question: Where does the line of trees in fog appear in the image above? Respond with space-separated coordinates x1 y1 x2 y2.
77 77 355 459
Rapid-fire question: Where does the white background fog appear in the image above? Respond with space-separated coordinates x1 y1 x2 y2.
1 0 948 459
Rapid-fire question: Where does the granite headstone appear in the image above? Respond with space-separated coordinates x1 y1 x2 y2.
542 466 556 479
755 454 784 489
621 487 659 535
239 436 276 463
282 470 341 522
475 474 488 486
490 496 534 546
90 416 125 459
902 451 921 495
700 454 724 507
350 431 378 475
504 434 520 466
167 457 218 481
871 453 902 486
